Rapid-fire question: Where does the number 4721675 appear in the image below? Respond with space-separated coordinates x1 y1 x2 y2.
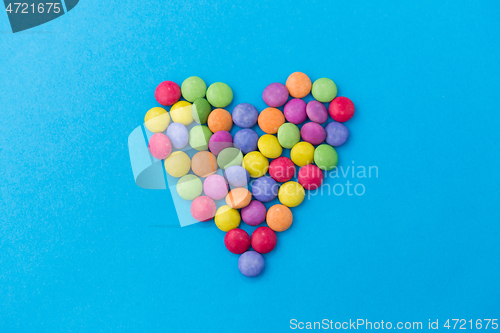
444 319 498 329
5 3 61 14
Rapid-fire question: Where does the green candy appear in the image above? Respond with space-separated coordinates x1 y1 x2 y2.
277 123 300 149
217 147 243 170
192 98 212 124
311 78 337 103
189 125 213 151
176 174 203 200
314 144 338 171
181 76 207 102
206 82 233 108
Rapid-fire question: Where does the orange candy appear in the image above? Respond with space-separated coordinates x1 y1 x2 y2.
286 72 312 98
266 204 293 232
258 107 285 134
226 188 252 209
208 108 232 132
191 151 218 177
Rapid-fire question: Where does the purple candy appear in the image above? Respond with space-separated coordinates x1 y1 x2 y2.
241 200 266 226
224 165 250 188
284 98 307 124
232 103 258 128
251 176 278 202
262 82 289 107
166 123 189 149
209 131 233 155
301 122 326 145
238 251 265 277
233 129 259 154
306 101 328 124
325 122 349 147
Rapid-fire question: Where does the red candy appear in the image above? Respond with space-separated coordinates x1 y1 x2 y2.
329 96 355 122
298 164 324 190
224 229 251 254
155 81 181 106
251 226 277 254
269 157 295 182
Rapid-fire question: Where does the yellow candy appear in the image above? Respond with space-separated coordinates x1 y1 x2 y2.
242 151 269 178
170 101 194 125
290 142 315 167
144 107 170 133
258 134 283 159
278 181 305 207
215 205 240 232
164 151 191 177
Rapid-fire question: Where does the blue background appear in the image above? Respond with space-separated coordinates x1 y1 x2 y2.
1 0 499 332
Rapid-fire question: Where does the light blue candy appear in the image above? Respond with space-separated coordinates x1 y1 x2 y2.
224 165 250 188
166 123 189 149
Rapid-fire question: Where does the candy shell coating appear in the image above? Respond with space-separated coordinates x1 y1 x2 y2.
191 196 216 221
191 151 218 177
269 157 295 182
209 130 233 156
208 108 232 132
217 147 243 170
277 123 300 149
306 100 328 124
300 122 326 145
298 164 324 190
176 174 203 200
266 204 293 232
329 96 355 122
258 107 285 134
312 78 337 103
241 200 266 226
286 72 312 98
242 151 269 178
232 103 258 128
262 82 289 107
164 151 191 177
233 129 259 155
215 205 240 232
290 142 315 167
225 188 252 209
224 165 250 188
314 144 338 171
203 174 229 201
155 81 181 106
189 125 213 151
144 107 170 133
284 98 307 124
148 133 172 160
325 122 349 147
191 98 212 124
225 229 251 254
251 226 277 254
258 134 282 159
170 101 194 125
251 176 278 202
181 76 206 102
278 181 305 207
166 122 189 149
206 82 233 108
238 251 264 277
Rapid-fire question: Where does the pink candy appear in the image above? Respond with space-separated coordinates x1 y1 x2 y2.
148 133 172 159
300 122 326 145
191 196 216 222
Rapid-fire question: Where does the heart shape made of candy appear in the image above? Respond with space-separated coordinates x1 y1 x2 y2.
129 73 355 278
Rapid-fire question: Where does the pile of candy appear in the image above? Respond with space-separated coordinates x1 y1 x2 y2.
143 73 355 277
